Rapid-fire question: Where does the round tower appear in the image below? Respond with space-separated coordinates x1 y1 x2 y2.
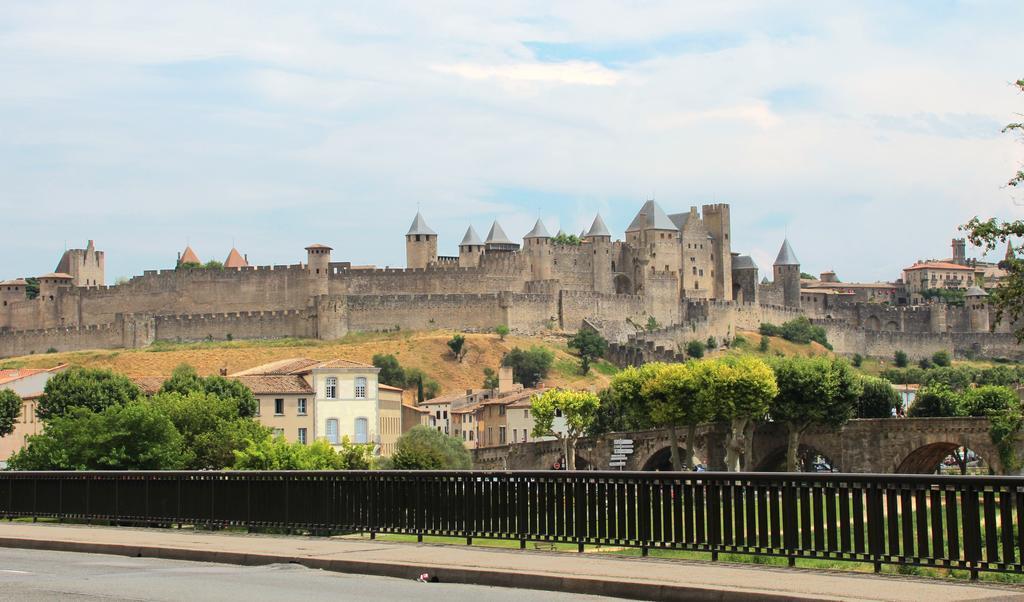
458 226 484 268
523 218 553 281
929 304 948 333
965 285 990 333
305 244 332 296
773 239 801 309
405 212 438 269
585 213 614 294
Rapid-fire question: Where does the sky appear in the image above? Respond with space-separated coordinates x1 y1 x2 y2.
1 1 1023 283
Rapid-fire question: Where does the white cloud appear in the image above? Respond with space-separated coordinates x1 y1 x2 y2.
432 61 622 86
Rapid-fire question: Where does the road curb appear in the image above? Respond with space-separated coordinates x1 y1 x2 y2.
0 535 828 601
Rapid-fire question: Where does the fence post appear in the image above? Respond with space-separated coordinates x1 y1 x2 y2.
866 483 884 573
783 479 797 567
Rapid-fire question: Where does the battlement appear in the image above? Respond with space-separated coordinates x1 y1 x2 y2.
154 309 306 322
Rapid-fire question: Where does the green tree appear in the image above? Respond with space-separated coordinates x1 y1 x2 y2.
770 357 862 471
552 232 582 246
390 426 471 469
600 363 664 433
978 365 1019 386
233 436 372 470
759 336 770 352
851 354 863 368
405 368 440 399
857 377 901 418
908 384 962 417
921 366 975 392
962 385 1019 417
894 350 909 368
149 390 270 469
159 364 257 417
9 402 188 470
932 350 952 367
918 357 934 370
502 346 554 388
36 367 141 421
373 353 406 387
706 336 717 350
779 317 830 348
482 367 499 389
645 316 659 332
530 389 601 470
685 340 705 358
24 277 39 300
759 323 781 337
447 334 467 362
642 362 714 470
568 329 608 375
495 324 510 340
0 389 21 438
708 356 778 471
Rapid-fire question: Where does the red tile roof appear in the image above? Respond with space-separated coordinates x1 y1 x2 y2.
904 261 973 272
179 246 201 265
234 375 313 394
230 357 374 377
224 248 248 269
379 383 403 392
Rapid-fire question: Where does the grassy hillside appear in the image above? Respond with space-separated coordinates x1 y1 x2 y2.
0 331 618 400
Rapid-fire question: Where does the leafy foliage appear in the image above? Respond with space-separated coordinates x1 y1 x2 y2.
24 277 39 300
502 346 554 388
908 384 962 417
932 350 952 367
760 317 829 348
8 402 188 470
150 390 271 469
447 334 467 361
769 357 862 470
894 350 909 368
482 367 499 389
36 367 141 421
372 354 438 398
159 364 258 417
233 436 372 470
921 287 965 306
758 336 770 352
0 389 21 438
685 340 705 358
708 356 778 471
390 426 471 469
961 385 1019 417
551 232 581 246
641 362 715 469
495 324 510 340
530 389 601 470
851 354 863 368
568 329 608 375
645 316 659 332
856 377 901 418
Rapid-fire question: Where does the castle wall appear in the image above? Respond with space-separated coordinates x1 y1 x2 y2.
558 290 645 342
153 309 313 342
822 321 1024 361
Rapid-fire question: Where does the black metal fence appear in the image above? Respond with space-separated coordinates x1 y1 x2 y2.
2 470 1023 577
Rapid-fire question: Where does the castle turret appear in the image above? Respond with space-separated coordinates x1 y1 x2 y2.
0 278 27 329
224 248 249 269
485 220 519 253
54 240 104 287
405 212 438 269
773 239 801 309
458 226 484 268
177 245 201 268
731 253 758 303
627 200 680 296
306 244 332 296
952 238 967 265
702 204 732 301
586 213 613 293
523 218 553 281
966 285 990 332
37 273 73 302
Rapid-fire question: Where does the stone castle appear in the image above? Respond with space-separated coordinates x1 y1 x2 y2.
1 201 1020 362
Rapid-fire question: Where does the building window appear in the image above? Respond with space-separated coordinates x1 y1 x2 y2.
524 409 529 418
297 428 307 444
325 419 339 444
499 426 507 444
254 402 261 417
274 398 284 415
436 410 442 419
499 405 505 416
523 429 528 442
297 398 307 415
443 410 448 420
513 429 518 443
355 417 369 444
273 428 284 438
325 377 337 399
468 430 474 441
355 377 367 399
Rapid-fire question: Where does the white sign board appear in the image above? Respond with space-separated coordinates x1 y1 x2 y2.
609 461 626 467
613 439 633 445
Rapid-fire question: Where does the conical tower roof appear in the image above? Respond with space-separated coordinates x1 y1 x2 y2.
523 218 551 239
486 221 513 245
586 213 611 238
406 211 437 236
774 239 800 266
965 285 988 297
459 226 482 246
626 200 675 232
556 229 567 238
1006 241 1016 262
179 245 200 265
224 248 248 268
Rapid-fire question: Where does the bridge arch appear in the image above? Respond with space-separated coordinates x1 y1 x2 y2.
753 444 840 472
894 442 991 474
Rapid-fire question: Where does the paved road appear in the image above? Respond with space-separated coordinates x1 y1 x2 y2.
0 547 620 601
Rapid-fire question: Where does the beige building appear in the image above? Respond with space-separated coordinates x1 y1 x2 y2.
902 261 974 303
0 365 68 464
232 358 399 455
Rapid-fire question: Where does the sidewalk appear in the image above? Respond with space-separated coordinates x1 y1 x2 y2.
0 523 1022 601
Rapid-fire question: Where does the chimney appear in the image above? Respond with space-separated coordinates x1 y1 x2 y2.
498 365 514 394
244 254 249 264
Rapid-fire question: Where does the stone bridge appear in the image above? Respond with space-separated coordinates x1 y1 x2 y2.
472 417 1018 474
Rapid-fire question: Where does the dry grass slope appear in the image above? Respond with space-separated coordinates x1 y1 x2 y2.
0 331 616 400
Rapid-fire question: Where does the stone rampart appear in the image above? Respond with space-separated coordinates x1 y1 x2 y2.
153 309 313 343
0 321 125 357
